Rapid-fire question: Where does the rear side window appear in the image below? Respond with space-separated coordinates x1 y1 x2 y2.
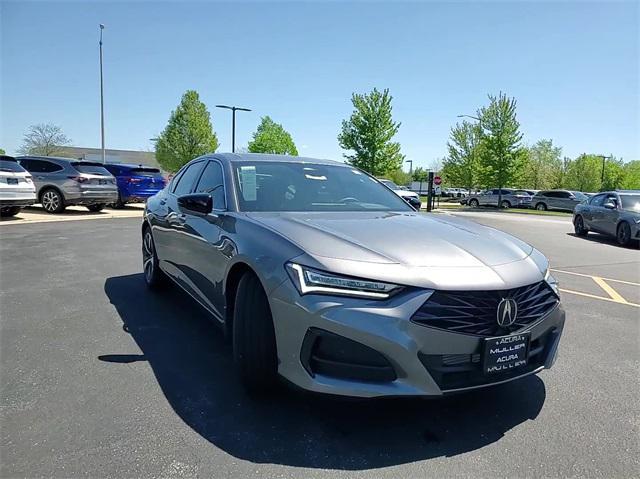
172 162 204 196
72 162 111 176
21 159 63 173
0 159 26 172
195 161 226 209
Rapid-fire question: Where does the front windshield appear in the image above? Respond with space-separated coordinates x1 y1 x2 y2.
233 162 413 212
619 194 640 212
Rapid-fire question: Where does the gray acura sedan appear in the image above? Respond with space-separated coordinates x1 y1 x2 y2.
142 153 565 397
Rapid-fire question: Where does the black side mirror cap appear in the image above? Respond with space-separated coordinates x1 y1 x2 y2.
177 193 213 215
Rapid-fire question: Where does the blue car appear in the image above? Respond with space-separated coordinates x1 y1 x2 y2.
102 163 166 208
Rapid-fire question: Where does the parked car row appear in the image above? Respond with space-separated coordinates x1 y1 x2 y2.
0 155 167 216
461 188 590 212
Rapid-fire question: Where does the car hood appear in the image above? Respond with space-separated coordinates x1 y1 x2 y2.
246 211 533 268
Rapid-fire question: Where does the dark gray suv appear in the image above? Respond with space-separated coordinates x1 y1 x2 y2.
17 156 118 213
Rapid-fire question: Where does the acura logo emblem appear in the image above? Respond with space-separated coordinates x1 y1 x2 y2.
497 298 518 327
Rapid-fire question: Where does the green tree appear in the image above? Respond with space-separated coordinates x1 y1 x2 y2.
601 157 625 191
338 88 403 175
155 90 218 172
621 160 640 189
0 148 5 155
386 168 412 186
17 123 71 156
564 154 601 192
522 139 562 189
477 92 524 206
248 116 298 155
411 167 429 182
443 120 482 190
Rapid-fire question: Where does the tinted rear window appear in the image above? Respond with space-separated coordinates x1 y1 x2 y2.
0 159 26 173
72 162 111 175
131 167 161 176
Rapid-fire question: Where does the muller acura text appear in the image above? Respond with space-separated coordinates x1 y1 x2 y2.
142 153 565 397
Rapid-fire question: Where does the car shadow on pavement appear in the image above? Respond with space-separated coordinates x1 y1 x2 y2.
567 232 637 248
104 274 547 470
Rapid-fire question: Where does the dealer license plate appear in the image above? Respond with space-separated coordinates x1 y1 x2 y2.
483 333 530 374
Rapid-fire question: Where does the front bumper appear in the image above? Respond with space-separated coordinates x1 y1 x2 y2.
270 282 565 397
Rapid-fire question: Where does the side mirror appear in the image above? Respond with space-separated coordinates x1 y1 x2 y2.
177 193 213 215
603 200 616 210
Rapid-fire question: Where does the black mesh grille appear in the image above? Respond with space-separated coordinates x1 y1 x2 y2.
411 281 558 337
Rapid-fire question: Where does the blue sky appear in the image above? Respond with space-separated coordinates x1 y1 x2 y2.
1 1 638 168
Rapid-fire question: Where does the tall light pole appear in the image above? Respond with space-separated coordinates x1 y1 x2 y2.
596 154 612 190
99 24 106 164
405 159 413 174
215 105 251 153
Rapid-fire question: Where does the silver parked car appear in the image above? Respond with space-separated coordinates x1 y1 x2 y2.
377 178 421 209
531 190 588 212
0 155 36 217
467 188 532 209
573 191 640 246
143 153 564 397
17 156 118 213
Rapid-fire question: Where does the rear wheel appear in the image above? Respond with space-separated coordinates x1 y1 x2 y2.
535 202 547 211
111 194 126 209
87 203 105 212
0 206 21 217
501 200 511 209
142 227 165 288
41 188 65 214
574 216 588 236
616 222 632 247
469 199 479 208
233 272 278 394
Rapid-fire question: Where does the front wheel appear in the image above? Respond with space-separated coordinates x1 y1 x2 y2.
501 200 511 209
87 203 105 212
574 216 588 236
233 272 278 394
41 188 65 214
616 222 632 247
469 199 479 208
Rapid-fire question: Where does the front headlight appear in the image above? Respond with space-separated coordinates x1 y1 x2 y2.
544 269 559 296
286 263 401 299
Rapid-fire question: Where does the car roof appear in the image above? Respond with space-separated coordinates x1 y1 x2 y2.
211 152 345 166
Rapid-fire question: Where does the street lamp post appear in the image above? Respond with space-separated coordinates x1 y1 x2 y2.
596 155 612 190
99 24 106 164
405 159 413 174
215 105 252 153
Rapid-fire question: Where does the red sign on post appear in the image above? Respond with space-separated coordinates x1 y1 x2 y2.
434 176 442 185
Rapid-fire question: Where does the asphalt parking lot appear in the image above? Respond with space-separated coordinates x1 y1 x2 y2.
1 212 638 478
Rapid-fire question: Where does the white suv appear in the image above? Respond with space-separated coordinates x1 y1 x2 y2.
0 156 36 217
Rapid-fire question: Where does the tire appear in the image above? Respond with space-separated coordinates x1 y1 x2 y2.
233 272 278 394
111 195 126 209
142 227 165 289
469 199 479 208
574 215 588 236
616 222 632 247
535 202 547 211
87 203 105 212
0 206 21 217
501 200 511 209
40 188 65 214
